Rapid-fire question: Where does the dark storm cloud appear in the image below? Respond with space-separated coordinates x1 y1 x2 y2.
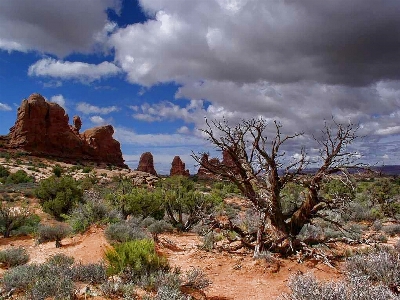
113 0 400 86
0 0 118 56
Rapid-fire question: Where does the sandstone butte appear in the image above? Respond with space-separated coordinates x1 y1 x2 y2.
137 151 157 176
170 155 190 177
0 93 127 168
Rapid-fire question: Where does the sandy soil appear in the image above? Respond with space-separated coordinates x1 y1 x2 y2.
0 228 344 299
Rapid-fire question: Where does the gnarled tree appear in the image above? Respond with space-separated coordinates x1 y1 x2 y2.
193 118 358 256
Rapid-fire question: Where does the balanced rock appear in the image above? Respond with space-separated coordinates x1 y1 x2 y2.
170 156 190 177
137 152 157 176
72 115 82 133
2 93 126 167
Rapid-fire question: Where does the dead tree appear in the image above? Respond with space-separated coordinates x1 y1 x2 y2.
193 118 358 256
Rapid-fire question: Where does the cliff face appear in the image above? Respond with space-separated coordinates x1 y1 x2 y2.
2 93 126 167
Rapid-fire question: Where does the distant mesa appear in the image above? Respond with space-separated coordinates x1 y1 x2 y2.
137 152 157 176
170 155 190 177
0 93 126 168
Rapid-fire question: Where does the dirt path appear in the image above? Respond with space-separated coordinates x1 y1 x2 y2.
160 233 342 300
0 229 343 299
0 225 110 266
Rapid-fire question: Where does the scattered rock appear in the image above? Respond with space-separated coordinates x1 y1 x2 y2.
137 152 157 176
170 156 190 177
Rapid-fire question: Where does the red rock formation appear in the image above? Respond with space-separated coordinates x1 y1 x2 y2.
137 152 157 176
81 125 125 167
2 93 126 167
170 156 190 177
72 115 82 133
197 154 221 180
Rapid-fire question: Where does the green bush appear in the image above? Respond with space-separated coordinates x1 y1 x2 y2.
104 239 168 277
0 165 10 182
0 247 29 268
158 176 222 231
35 175 82 219
52 164 63 177
106 185 165 220
0 205 34 238
5 170 33 184
37 223 72 247
82 166 93 173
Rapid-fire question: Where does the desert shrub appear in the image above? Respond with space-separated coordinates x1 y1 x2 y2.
344 201 380 221
183 267 211 290
371 233 388 243
2 254 106 299
106 185 165 220
322 178 355 201
280 183 306 216
382 201 400 218
79 174 98 190
37 223 72 247
279 272 395 300
104 239 168 277
0 247 29 268
154 285 188 300
372 220 383 231
158 176 223 231
30 273 75 300
2 263 75 300
5 170 33 184
52 164 63 177
281 247 400 300
35 175 82 219
72 263 107 284
11 213 40 236
105 221 149 243
0 165 10 182
146 219 174 241
47 253 74 267
346 247 400 287
200 231 217 251
297 224 324 243
395 239 400 253
82 166 93 173
67 195 120 233
382 224 400 237
0 204 34 238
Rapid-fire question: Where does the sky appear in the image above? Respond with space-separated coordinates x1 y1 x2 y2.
1 0 400 174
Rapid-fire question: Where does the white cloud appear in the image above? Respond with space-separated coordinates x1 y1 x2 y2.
28 58 121 83
76 102 120 115
375 126 400 136
90 115 109 126
0 102 12 111
49 94 66 109
0 0 119 56
177 126 190 134
114 127 205 147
